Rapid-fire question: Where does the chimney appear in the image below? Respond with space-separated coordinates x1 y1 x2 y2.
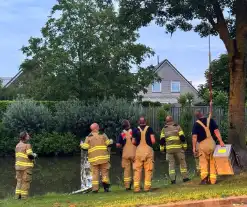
157 55 160 64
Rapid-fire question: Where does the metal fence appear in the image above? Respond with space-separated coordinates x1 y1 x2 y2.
143 106 227 132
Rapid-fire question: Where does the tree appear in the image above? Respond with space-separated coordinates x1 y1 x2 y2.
19 0 160 101
119 0 247 165
177 92 194 107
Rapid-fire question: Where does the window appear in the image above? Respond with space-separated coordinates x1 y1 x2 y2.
152 81 161 92
171 81 180 93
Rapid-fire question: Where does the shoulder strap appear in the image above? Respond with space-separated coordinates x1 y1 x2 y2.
143 126 149 134
196 120 207 129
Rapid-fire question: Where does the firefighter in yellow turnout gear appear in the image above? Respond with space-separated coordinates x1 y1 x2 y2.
116 120 136 190
81 123 113 193
15 131 37 199
192 110 225 185
160 116 190 184
132 117 156 192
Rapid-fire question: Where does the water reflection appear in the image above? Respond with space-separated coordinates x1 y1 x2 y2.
0 153 195 199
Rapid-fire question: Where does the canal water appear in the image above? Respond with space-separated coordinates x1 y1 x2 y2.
0 153 196 199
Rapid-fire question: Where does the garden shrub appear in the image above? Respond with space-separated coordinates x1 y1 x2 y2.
54 100 90 137
31 132 79 156
0 122 17 156
2 99 53 135
0 101 12 120
179 108 193 149
54 97 144 140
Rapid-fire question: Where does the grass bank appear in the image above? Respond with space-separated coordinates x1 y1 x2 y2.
1 173 247 207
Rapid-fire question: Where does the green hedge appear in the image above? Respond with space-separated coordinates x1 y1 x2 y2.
0 98 144 156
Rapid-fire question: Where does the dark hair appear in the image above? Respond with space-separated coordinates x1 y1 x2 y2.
122 120 130 129
19 131 28 141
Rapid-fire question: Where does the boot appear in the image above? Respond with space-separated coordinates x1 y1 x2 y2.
15 195 21 200
171 180 176 184
126 182 132 191
183 178 190 183
103 183 110 192
199 177 208 185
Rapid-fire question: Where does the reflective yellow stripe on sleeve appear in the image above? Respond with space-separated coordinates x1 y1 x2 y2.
105 139 111 146
179 130 184 136
26 149 33 155
81 143 90 149
160 129 165 138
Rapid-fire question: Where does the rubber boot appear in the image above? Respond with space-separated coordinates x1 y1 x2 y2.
103 183 110 192
126 182 132 191
183 178 190 183
15 195 21 200
200 177 208 185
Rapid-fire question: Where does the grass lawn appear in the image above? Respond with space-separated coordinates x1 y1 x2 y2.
1 173 247 207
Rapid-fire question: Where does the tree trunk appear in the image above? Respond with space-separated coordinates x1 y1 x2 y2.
228 39 247 168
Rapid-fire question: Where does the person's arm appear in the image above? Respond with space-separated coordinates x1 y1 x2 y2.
26 144 37 160
148 127 156 145
192 124 198 155
116 134 123 148
159 128 166 152
80 137 90 150
192 134 198 155
211 119 225 147
178 126 186 142
104 134 113 146
132 128 140 146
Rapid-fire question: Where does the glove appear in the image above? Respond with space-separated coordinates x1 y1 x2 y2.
33 153 38 158
109 139 113 145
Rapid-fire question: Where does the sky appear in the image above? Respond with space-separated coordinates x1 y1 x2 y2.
0 0 226 88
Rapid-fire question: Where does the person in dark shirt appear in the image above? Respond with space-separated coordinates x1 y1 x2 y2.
192 109 224 185
132 116 155 192
132 124 155 147
116 120 136 190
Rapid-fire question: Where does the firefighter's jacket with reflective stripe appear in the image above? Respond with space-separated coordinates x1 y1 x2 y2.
160 122 187 153
81 132 111 166
15 141 34 170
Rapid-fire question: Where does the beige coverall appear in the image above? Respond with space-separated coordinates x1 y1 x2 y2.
197 118 217 184
133 126 154 192
121 129 136 189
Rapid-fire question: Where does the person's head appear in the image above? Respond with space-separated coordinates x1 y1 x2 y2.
165 116 173 123
90 123 100 132
122 120 130 130
19 131 30 142
195 109 204 119
138 116 146 126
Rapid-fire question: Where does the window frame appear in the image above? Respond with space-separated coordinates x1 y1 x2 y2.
152 81 162 93
171 81 180 93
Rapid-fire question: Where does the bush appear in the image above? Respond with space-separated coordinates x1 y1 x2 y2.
2 99 53 135
141 101 162 107
54 100 89 137
0 122 17 156
54 97 144 140
179 108 193 149
31 132 79 156
0 101 12 120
